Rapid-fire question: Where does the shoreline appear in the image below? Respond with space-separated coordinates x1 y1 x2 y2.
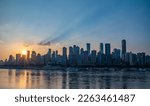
0 65 150 70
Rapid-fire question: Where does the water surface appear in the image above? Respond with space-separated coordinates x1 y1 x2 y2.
0 68 150 89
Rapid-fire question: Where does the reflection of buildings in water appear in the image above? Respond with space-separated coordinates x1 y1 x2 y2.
105 75 112 89
62 69 114 89
121 71 128 89
48 71 63 89
8 69 16 88
68 72 79 89
66 69 112 89
0 69 19 88
18 70 29 88
62 71 69 89
78 72 90 89
97 71 112 89
0 69 11 88
121 70 147 89
30 71 47 89
88 71 100 89
0 68 150 89
11 69 32 89
137 71 147 88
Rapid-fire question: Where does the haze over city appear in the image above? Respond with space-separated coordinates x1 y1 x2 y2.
0 0 150 60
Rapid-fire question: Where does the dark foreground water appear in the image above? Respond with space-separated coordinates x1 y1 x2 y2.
0 68 150 89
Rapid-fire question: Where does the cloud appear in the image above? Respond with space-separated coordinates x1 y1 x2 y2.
38 41 51 46
23 41 36 47
38 6 102 45
38 3 116 45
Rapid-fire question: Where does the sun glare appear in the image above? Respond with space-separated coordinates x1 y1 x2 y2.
22 50 27 55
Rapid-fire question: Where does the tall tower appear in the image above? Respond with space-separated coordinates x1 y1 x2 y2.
122 39 126 62
27 50 30 60
62 47 67 65
105 43 110 56
31 51 36 62
105 43 111 65
100 43 103 54
47 49 51 58
122 39 126 55
63 47 67 56
86 43 90 55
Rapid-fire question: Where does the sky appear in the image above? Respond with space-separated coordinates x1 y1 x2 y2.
0 0 150 60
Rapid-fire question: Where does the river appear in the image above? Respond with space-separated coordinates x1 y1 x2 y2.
0 68 150 89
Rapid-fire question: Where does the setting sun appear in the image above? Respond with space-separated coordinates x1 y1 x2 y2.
22 50 27 55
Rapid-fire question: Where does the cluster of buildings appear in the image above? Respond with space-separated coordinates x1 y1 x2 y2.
0 39 150 67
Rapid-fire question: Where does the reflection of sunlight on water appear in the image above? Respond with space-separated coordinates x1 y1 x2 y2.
0 68 150 89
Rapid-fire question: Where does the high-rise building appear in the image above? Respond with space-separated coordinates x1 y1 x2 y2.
83 51 89 65
31 51 36 62
47 49 51 59
129 52 137 66
74 46 80 56
63 47 67 56
122 39 126 54
125 52 130 65
69 46 73 65
51 51 56 64
91 50 97 65
145 55 150 65
100 43 103 54
69 46 73 55
62 47 67 65
36 53 42 65
71 45 80 65
122 39 126 63
86 43 90 55
137 52 145 66
105 43 111 65
112 48 121 65
8 55 15 64
27 50 30 60
16 54 21 63
44 49 52 65
97 52 104 65
105 43 111 55
80 48 84 54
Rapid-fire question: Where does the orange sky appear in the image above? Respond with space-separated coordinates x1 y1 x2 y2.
0 42 63 60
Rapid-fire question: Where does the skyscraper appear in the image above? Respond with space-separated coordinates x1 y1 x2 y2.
105 43 111 55
105 43 111 65
62 47 67 65
69 46 73 65
91 50 97 65
86 43 90 55
112 48 121 65
80 48 84 54
100 43 103 54
63 47 67 56
122 39 126 54
16 54 21 64
31 51 36 63
69 46 73 56
51 51 56 64
47 49 51 59
122 39 126 63
27 50 30 60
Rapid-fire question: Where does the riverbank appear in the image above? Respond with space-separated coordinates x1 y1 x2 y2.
0 65 150 71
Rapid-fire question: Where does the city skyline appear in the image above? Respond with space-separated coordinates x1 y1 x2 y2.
0 38 150 61
0 39 150 67
1 39 150 60
0 0 150 60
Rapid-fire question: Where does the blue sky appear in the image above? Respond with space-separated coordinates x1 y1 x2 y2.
0 0 150 59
